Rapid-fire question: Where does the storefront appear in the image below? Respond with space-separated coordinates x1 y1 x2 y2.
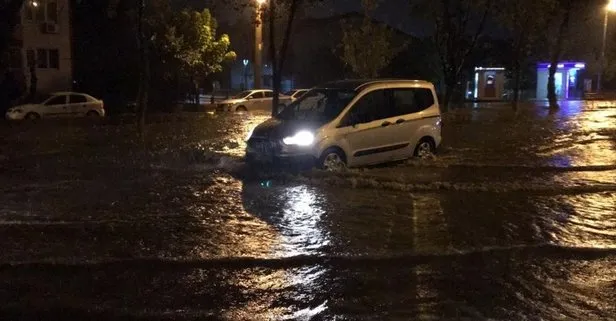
468 67 506 101
536 62 586 100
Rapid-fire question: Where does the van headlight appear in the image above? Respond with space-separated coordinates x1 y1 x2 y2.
282 130 314 146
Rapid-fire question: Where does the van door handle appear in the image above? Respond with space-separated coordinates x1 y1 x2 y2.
381 121 391 127
396 119 405 124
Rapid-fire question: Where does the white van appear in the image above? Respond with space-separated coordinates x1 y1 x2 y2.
246 79 442 170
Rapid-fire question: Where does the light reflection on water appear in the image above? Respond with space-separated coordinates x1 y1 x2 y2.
274 185 330 257
218 181 332 319
542 193 616 248
545 101 616 167
210 112 271 157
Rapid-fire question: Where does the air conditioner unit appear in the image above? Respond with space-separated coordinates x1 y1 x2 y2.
42 22 59 34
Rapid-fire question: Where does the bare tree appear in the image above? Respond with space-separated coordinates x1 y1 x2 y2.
497 0 555 110
266 0 301 116
547 0 574 111
416 0 493 110
0 0 25 72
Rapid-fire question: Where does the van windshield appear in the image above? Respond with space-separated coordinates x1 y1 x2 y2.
276 88 357 122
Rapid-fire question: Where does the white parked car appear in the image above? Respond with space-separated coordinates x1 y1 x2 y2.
284 89 309 102
246 79 442 170
5 92 105 120
216 89 291 112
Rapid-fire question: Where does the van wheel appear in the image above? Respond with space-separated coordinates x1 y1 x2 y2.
86 110 99 117
318 148 347 172
25 112 40 120
236 105 247 112
414 137 435 158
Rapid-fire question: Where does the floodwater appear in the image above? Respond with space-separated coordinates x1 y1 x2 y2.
0 101 615 320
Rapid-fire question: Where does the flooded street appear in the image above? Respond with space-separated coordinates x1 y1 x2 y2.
0 101 615 320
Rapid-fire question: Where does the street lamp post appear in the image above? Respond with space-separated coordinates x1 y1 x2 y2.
254 0 266 89
598 0 616 92
242 59 249 90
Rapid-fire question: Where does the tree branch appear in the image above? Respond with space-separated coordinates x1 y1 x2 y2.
277 0 299 75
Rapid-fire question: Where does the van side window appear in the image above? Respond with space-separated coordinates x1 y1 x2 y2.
343 89 389 126
391 88 435 115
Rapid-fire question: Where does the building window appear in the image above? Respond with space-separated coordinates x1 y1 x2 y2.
32 48 60 69
26 1 58 23
49 49 59 69
36 48 48 68
26 49 35 67
26 4 35 21
36 3 46 22
47 2 58 23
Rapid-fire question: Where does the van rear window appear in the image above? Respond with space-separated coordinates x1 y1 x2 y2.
392 88 434 115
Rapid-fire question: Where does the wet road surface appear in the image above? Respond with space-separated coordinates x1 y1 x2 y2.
0 101 615 320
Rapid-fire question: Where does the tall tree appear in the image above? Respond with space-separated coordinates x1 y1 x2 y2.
266 0 300 116
416 0 493 110
547 0 574 110
497 0 555 110
162 9 236 104
337 0 401 78
0 0 25 73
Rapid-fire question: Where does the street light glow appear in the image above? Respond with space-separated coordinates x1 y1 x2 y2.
608 0 616 12
256 0 266 5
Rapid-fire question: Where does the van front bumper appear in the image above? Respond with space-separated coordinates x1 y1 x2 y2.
246 137 317 163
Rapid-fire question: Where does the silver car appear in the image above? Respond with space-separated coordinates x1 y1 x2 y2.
5 92 105 120
216 89 291 112
284 89 309 102
246 79 442 170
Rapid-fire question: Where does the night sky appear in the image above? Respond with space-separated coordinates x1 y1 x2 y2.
180 0 426 36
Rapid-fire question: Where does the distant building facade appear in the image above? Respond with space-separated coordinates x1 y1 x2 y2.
10 0 73 94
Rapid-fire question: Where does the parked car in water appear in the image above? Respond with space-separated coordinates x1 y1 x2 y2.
216 89 292 112
246 79 442 170
284 89 309 102
5 92 105 120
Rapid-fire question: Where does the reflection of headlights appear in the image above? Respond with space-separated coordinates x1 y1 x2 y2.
282 131 314 146
246 127 254 141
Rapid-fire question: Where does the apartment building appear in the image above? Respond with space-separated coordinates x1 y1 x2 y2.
11 0 73 94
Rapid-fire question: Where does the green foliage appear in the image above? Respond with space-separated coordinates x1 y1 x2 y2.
338 0 399 78
162 9 236 79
